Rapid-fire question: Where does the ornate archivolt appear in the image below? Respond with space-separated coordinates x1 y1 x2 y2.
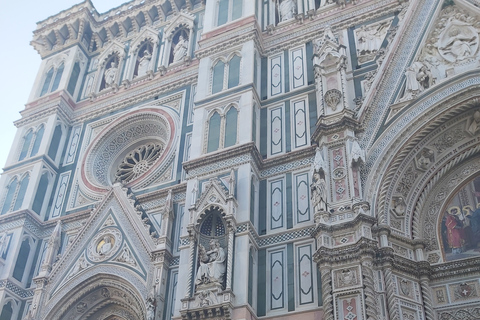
369 97 480 251
42 276 145 320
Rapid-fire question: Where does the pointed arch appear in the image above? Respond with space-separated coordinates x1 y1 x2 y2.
19 129 34 161
224 106 238 148
13 174 30 211
1 177 18 215
31 125 45 157
207 111 221 153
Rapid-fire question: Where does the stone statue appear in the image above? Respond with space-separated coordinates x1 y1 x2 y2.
311 170 327 212
173 35 188 63
467 110 480 135
350 139 365 165
117 246 136 266
228 169 235 196
191 178 198 206
401 62 433 101
438 18 478 62
70 254 88 277
195 239 226 287
146 296 155 320
278 0 296 22
392 197 406 216
104 61 118 87
356 21 390 57
137 49 152 77
39 221 62 276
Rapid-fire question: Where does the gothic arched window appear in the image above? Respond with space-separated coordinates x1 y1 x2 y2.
48 124 63 161
13 175 29 212
40 68 54 97
217 0 243 26
206 106 239 153
67 62 81 96
32 172 50 215
211 55 241 94
0 301 13 320
19 130 33 161
51 63 64 92
227 55 241 89
40 63 65 97
207 111 221 153
224 107 238 148
30 125 45 157
212 61 225 94
1 178 18 215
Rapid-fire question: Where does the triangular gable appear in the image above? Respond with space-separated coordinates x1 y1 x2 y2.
164 11 195 40
46 185 157 299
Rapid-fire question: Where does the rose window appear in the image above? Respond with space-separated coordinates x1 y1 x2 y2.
115 144 163 183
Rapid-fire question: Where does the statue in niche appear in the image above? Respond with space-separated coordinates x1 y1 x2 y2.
136 49 152 77
103 61 118 87
311 170 327 212
172 34 188 63
195 239 226 287
278 0 296 22
438 18 478 63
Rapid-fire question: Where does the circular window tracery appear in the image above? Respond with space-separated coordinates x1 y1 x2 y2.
80 108 178 192
114 143 163 183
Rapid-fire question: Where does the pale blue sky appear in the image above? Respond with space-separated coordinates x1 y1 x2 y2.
0 0 127 170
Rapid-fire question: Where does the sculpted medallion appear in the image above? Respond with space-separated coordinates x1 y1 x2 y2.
87 228 123 263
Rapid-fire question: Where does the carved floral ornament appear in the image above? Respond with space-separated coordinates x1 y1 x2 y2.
80 107 178 194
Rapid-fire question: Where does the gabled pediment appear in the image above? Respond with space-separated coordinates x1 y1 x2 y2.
98 40 127 67
46 185 157 299
193 173 237 225
130 27 161 54
164 11 195 39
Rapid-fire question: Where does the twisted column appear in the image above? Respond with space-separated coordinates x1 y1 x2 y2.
384 267 399 320
225 227 235 290
420 279 435 320
361 259 378 320
185 238 195 298
320 267 334 320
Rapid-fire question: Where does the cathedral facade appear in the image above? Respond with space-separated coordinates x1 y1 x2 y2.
1 0 480 319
